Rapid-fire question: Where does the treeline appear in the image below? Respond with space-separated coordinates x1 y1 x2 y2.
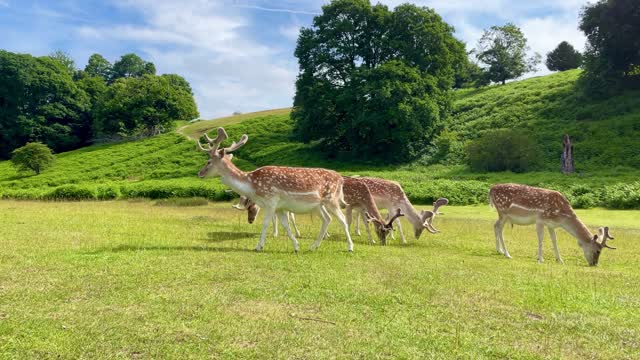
293 0 640 164
0 51 198 159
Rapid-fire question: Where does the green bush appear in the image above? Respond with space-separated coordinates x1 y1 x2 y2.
96 185 121 200
466 129 542 173
46 185 96 200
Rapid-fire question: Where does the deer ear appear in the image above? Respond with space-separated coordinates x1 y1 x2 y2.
592 234 599 243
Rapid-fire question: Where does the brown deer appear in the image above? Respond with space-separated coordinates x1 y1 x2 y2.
342 176 404 245
489 183 615 266
198 128 354 252
348 177 444 243
232 196 301 238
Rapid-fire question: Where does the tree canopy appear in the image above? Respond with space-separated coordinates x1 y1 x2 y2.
579 0 640 95
292 0 466 161
0 50 198 159
474 23 540 85
546 41 582 71
11 142 55 175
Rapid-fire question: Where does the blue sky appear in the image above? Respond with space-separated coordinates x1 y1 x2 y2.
0 0 590 118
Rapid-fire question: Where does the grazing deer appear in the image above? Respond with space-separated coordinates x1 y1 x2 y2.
342 176 404 245
232 196 301 238
489 183 616 266
198 128 354 252
348 177 444 243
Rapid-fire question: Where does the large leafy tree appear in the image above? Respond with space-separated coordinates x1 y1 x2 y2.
579 0 640 94
11 142 55 175
474 23 540 85
48 50 76 75
84 53 112 81
546 41 582 71
292 0 465 161
111 53 156 81
94 74 198 137
0 51 90 159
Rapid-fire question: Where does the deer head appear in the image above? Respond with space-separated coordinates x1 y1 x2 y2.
582 226 616 266
366 209 404 245
197 128 248 178
232 196 260 224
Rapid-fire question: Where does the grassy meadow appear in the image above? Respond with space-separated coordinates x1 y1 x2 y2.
1 200 639 359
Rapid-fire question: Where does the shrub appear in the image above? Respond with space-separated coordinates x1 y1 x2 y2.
466 129 542 173
46 185 96 200
96 185 121 200
11 142 55 175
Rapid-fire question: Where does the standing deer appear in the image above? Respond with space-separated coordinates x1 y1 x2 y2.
198 127 354 252
348 177 445 243
489 183 616 266
232 196 301 238
342 176 404 245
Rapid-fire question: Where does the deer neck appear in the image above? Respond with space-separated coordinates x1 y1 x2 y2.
217 158 253 196
397 198 423 230
561 215 593 245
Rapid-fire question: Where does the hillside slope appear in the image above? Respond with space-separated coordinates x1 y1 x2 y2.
1 70 639 207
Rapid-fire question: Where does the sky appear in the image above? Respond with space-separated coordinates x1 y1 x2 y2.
0 0 590 119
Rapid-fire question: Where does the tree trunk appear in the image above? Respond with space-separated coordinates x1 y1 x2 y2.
561 134 574 174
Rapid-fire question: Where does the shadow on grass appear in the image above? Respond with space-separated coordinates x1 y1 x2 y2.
205 231 256 242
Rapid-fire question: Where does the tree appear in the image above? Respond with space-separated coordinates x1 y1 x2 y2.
475 23 540 85
292 0 466 161
546 42 582 71
48 50 76 75
94 74 199 137
579 0 640 95
0 50 90 159
84 53 112 80
111 53 156 80
466 129 542 173
11 142 55 175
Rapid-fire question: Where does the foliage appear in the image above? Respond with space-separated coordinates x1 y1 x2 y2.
579 0 640 96
0 50 91 158
292 0 466 161
84 53 112 81
475 23 540 85
465 129 542 173
546 41 582 71
45 184 96 200
94 74 199 137
48 50 76 75
111 53 156 81
10 142 55 175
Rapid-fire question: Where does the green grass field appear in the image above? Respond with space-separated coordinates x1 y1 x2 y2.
1 200 638 359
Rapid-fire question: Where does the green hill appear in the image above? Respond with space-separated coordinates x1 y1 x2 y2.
1 70 639 208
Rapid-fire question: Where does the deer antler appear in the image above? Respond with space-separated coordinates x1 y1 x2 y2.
385 208 405 229
202 127 229 153
432 198 449 215
600 226 616 249
224 134 249 153
420 210 438 234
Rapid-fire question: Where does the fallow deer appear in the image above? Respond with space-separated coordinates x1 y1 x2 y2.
198 127 354 252
232 196 301 238
489 183 616 266
342 176 404 245
349 177 443 243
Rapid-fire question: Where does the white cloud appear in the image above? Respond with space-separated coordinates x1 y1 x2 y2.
279 25 301 42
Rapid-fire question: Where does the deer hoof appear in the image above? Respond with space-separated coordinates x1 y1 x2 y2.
254 246 263 252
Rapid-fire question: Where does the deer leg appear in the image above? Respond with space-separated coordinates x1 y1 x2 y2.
354 208 362 236
361 209 375 245
325 204 354 252
272 214 279 237
277 211 299 253
548 227 564 264
346 205 354 234
289 212 301 238
256 208 275 251
390 208 407 244
310 206 331 250
495 218 511 259
536 222 545 263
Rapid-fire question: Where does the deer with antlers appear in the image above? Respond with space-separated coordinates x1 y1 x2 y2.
347 177 447 244
198 128 354 252
232 195 301 238
489 183 616 266
342 176 404 245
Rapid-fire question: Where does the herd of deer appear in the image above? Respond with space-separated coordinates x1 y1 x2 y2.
197 127 616 266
